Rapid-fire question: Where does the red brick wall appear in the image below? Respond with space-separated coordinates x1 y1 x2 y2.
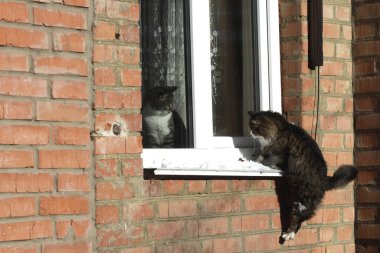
280 0 355 252
0 0 93 252
353 1 380 252
0 0 358 252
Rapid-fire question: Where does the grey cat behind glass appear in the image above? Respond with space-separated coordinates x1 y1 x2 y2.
142 86 186 148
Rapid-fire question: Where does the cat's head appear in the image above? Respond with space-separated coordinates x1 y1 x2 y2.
248 111 287 141
146 86 178 110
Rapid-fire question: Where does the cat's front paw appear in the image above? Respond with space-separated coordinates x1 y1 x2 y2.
281 231 295 241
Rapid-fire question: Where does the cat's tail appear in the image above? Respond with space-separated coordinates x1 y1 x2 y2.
325 165 358 191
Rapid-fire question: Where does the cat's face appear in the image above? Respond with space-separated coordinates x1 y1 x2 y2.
248 111 283 141
147 86 178 110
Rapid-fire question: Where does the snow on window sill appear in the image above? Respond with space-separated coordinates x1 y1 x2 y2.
142 148 282 177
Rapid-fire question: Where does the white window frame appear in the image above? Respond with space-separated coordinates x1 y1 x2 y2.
143 0 282 177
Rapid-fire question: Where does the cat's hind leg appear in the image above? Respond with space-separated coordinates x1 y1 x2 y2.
281 202 313 241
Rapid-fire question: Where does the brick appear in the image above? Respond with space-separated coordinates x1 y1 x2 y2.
121 69 142 86
322 189 354 205
0 150 34 168
94 67 116 86
0 2 29 23
33 7 87 29
117 46 140 64
336 6 351 21
95 159 118 178
0 246 36 253
202 197 240 214
97 226 144 247
337 225 353 241
0 197 35 218
93 44 117 63
336 43 351 59
355 23 377 39
232 214 270 232
282 21 308 37
102 1 140 21
0 52 29 71
284 228 318 247
58 173 90 192
59 0 90 7
147 221 185 240
199 217 228 236
355 41 380 57
94 136 142 155
56 220 70 239
40 196 89 215
357 224 380 240
356 150 380 167
324 23 340 39
210 180 229 193
52 80 88 100
245 194 279 211
325 97 343 112
1 173 54 193
96 205 119 224
319 227 335 243
53 31 86 52
37 101 88 122
355 76 380 93
0 26 48 49
0 99 33 119
120 24 140 43
357 207 377 222
309 208 340 224
52 126 90 145
95 89 141 109
163 180 185 195
0 75 47 97
0 125 50 145
188 180 206 194
93 21 116 40
204 238 242 253
42 242 91 253
320 61 344 76
357 186 380 203
96 181 134 200
39 149 90 169
245 233 281 252
0 220 52 242
34 56 88 76
123 202 154 221
95 113 142 133
321 133 344 148
355 3 380 19
121 158 143 177
168 199 197 217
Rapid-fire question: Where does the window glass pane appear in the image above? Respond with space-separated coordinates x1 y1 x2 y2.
210 0 256 137
141 0 191 148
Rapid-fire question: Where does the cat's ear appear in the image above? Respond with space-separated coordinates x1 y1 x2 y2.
250 119 259 126
247 111 256 117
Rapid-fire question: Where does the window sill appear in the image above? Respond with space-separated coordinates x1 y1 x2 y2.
142 148 282 177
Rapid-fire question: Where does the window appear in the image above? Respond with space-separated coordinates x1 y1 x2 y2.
141 0 281 176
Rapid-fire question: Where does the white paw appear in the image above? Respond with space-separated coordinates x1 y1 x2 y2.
281 231 295 241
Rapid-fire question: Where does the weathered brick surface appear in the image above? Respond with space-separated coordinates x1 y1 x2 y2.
353 0 380 251
0 0 362 252
0 0 94 251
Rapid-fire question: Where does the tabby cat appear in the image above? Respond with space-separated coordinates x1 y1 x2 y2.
248 111 358 241
142 86 186 148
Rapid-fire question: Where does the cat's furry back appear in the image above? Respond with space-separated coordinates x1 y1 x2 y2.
248 110 358 241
